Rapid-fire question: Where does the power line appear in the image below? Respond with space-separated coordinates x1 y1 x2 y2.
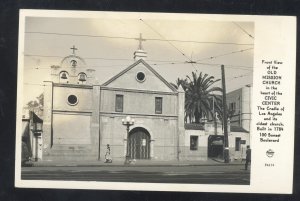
195 48 253 62
24 71 252 87
25 62 253 71
194 62 253 71
24 56 253 71
195 62 253 69
150 62 184 66
24 54 253 71
139 18 196 71
24 54 133 61
24 54 184 63
228 72 252 81
232 22 254 39
149 62 253 71
25 64 129 70
25 31 254 46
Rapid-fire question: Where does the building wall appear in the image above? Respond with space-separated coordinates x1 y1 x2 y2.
228 132 250 160
227 88 242 127
98 82 179 161
52 113 91 144
52 85 93 146
99 114 178 161
42 82 53 159
227 85 252 132
182 129 250 161
241 86 252 132
52 85 93 112
183 130 208 160
100 88 177 116
43 83 100 161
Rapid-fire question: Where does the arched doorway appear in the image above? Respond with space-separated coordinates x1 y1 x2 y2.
128 127 150 159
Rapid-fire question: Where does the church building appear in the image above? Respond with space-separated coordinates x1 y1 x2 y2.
42 39 186 162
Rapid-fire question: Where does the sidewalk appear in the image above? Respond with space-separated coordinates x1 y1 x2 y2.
26 158 245 167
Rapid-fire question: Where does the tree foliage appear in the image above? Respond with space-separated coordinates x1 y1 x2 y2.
26 93 44 117
172 71 223 123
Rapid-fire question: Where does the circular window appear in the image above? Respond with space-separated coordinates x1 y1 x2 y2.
67 95 78 105
136 72 146 82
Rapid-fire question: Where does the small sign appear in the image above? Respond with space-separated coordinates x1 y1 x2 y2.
142 139 146 146
240 140 246 144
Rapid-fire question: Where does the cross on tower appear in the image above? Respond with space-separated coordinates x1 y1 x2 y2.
135 33 146 50
70 45 78 55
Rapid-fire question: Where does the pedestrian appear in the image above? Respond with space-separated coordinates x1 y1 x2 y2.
245 145 251 170
105 144 112 163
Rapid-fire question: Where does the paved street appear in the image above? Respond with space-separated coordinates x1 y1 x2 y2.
21 164 250 185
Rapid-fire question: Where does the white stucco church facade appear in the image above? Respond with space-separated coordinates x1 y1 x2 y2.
42 41 186 162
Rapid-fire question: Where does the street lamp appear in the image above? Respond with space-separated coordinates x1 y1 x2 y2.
122 116 135 164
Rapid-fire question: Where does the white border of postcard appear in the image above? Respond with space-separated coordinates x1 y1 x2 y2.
15 10 296 194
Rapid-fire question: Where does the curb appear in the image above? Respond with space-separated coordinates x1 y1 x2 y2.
26 162 245 168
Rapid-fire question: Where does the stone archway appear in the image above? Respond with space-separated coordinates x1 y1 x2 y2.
128 127 150 159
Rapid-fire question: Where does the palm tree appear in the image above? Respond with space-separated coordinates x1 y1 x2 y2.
170 78 189 91
184 71 223 123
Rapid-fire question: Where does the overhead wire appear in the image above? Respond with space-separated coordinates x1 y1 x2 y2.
25 31 254 46
149 62 253 71
24 53 253 71
23 70 252 87
25 22 254 72
24 54 184 63
227 72 253 81
25 64 130 70
232 22 254 39
195 48 253 62
139 18 197 71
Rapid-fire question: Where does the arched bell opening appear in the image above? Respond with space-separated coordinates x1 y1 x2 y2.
78 72 87 84
59 71 69 83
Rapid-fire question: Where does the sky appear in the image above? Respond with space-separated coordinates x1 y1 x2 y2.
22 13 254 105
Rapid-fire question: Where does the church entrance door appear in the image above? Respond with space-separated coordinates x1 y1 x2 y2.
128 127 150 159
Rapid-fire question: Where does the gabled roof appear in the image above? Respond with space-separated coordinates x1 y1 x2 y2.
102 59 177 92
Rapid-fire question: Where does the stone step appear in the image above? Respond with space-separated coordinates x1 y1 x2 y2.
43 153 98 161
44 156 98 162
51 145 92 150
49 149 92 153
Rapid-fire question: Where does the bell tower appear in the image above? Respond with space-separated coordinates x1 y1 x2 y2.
50 46 95 85
42 46 100 161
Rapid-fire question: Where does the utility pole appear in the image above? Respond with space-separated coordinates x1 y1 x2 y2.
221 65 230 163
213 96 217 135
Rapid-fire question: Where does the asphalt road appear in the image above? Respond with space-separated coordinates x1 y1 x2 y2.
21 165 250 185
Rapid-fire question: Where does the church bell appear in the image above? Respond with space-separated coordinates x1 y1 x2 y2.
61 72 68 79
79 73 86 82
